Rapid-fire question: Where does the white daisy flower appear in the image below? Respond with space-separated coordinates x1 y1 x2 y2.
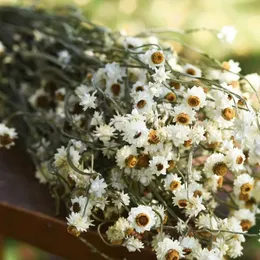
110 168 126 190
29 88 49 108
0 123 18 149
233 208 256 231
58 50 71 65
104 62 125 83
183 64 202 78
152 66 171 83
133 91 154 114
172 104 196 125
152 205 166 228
90 111 104 126
227 240 243 258
105 81 125 99
70 196 93 216
130 81 149 97
189 124 206 145
185 196 206 217
184 86 207 110
66 212 93 233
196 213 220 230
112 191 130 209
198 248 222 260
136 168 155 186
147 82 164 97
180 236 201 258
204 153 228 177
35 161 55 184
123 36 143 49
248 135 260 165
173 188 189 209
123 237 144 252
163 173 182 193
149 155 169 176
175 219 187 234
89 176 108 198
220 59 241 83
79 91 97 111
0 41 5 54
217 26 237 43
156 238 184 260
224 147 245 172
122 119 149 147
94 124 116 142
142 49 165 69
241 73 260 92
166 124 191 146
233 173 254 197
127 205 156 233
116 145 138 169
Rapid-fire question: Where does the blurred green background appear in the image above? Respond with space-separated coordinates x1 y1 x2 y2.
1 0 259 73
1 0 260 259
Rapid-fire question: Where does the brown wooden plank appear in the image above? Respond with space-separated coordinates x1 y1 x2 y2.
0 145 55 215
0 202 155 260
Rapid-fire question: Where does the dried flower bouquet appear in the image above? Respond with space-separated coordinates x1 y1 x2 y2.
0 6 260 260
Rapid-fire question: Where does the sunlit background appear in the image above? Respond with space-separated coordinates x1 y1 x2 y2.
1 0 259 73
1 0 260 259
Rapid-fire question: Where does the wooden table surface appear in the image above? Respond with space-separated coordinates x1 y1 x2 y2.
0 144 155 260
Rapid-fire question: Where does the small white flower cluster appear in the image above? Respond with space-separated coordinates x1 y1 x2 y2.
0 123 18 149
1 24 260 260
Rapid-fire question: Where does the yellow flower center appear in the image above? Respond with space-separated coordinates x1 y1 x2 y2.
156 163 164 171
222 61 230 71
240 183 253 194
166 249 180 260
184 139 192 148
170 81 181 90
212 162 228 176
208 142 220 150
186 68 196 76
55 92 65 101
238 98 246 106
222 107 235 121
236 156 244 165
245 198 256 209
148 129 160 144
151 51 164 65
111 239 123 245
111 83 121 96
239 192 249 202
67 225 81 237
176 113 190 125
230 80 239 88
187 95 200 107
193 190 202 198
136 213 150 227
137 154 150 168
170 180 181 191
137 100 147 109
72 202 81 213
36 95 49 108
125 155 138 168
178 199 189 208
183 248 192 255
165 92 177 103
217 176 224 188
167 160 176 171
135 86 144 92
0 134 13 146
240 220 252 231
